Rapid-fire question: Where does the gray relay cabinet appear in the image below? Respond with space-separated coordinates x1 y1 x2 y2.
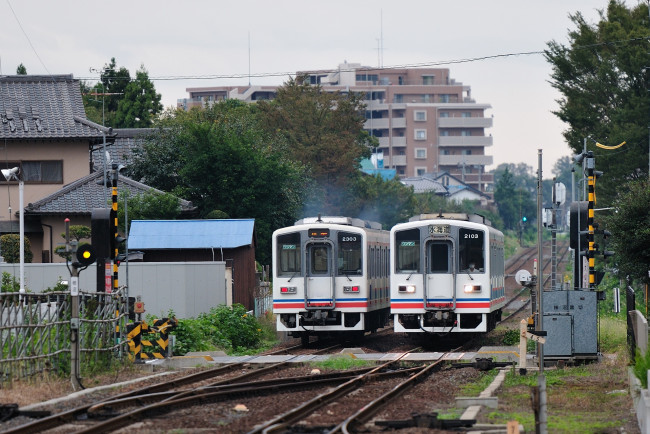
542 290 597 357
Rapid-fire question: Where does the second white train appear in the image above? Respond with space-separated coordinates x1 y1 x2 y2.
390 213 505 335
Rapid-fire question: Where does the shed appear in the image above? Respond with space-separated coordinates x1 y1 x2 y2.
128 219 257 310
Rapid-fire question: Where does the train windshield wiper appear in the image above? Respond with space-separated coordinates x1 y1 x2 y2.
288 271 298 282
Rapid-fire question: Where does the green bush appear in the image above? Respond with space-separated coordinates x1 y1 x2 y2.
1 272 20 292
171 304 263 355
0 234 33 263
634 349 650 389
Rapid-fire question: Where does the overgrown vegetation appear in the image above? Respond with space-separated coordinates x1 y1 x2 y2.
309 355 376 371
170 304 276 356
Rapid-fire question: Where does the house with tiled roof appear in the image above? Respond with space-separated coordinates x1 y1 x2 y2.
400 171 491 206
0 74 116 262
25 171 196 262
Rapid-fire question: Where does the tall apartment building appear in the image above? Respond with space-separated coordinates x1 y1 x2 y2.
178 62 494 195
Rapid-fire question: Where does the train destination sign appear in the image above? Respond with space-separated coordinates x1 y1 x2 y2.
308 228 330 238
428 224 450 234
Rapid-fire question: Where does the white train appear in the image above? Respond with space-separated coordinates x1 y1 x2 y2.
272 216 390 345
390 214 505 335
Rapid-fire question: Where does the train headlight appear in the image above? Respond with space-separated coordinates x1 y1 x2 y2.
464 284 481 293
280 286 297 294
399 285 416 293
343 286 360 293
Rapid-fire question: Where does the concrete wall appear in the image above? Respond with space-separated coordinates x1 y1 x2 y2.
630 310 648 356
629 310 649 432
0 261 227 319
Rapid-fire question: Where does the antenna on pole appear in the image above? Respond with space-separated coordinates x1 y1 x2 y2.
380 9 384 68
248 31 251 86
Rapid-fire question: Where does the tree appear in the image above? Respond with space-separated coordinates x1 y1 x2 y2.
117 189 182 234
257 75 372 213
113 65 163 128
0 234 33 263
341 174 416 228
493 168 535 230
16 63 26 75
545 0 650 203
54 225 90 259
83 57 131 126
129 100 309 264
604 178 650 284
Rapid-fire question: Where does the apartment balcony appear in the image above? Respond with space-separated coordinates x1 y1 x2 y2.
437 117 493 128
438 136 493 147
387 155 407 166
438 154 493 166
365 100 407 111
364 117 407 130
377 136 407 147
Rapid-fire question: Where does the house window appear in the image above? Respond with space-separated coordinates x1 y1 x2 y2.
462 149 472 155
440 130 449 136
439 112 449 118
461 130 471 137
422 75 435 85
414 111 426 122
415 148 427 159
440 94 450 103
394 94 403 103
462 112 472 118
414 129 427 140
0 161 63 184
415 167 427 176
441 149 451 155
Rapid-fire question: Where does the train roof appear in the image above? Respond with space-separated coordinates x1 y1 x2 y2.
294 216 383 230
408 213 492 227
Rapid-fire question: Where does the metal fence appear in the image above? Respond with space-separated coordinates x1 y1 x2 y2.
0 290 128 383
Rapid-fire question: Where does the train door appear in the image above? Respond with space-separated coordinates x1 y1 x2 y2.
304 241 335 309
424 239 456 310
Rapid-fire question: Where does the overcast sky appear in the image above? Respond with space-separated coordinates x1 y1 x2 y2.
1 0 619 176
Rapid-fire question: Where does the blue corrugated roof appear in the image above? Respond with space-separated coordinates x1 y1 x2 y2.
128 219 255 249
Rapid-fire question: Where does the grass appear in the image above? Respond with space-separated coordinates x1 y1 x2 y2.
308 355 376 371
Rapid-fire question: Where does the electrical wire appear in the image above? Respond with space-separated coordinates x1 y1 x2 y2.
5 0 51 76
70 36 650 84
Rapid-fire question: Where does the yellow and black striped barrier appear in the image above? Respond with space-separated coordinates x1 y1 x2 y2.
126 318 177 362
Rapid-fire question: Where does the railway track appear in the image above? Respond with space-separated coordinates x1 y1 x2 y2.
2 243 560 433
501 239 571 322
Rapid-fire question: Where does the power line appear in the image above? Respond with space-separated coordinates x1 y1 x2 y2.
5 0 51 76
73 36 650 84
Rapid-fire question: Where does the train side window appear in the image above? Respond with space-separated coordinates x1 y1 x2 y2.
428 242 449 273
311 245 329 274
395 228 420 273
277 232 301 276
338 231 362 276
458 228 484 272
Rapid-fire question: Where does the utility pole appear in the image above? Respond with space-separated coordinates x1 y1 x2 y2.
66 218 83 391
536 149 547 434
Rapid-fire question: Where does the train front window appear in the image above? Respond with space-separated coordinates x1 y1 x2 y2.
428 242 450 273
277 233 301 276
311 245 329 274
338 231 362 276
458 228 484 272
396 228 420 273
